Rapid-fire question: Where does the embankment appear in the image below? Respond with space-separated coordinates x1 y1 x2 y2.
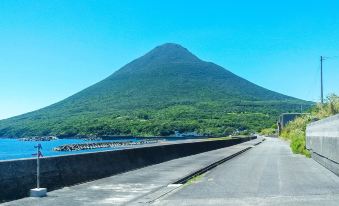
306 114 339 176
0 136 255 202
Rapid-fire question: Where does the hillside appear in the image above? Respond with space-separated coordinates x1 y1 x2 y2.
0 43 312 138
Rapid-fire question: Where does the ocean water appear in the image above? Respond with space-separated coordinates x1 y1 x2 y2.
0 138 134 160
0 136 208 161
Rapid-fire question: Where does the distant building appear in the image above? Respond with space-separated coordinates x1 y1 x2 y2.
277 113 307 134
174 131 200 138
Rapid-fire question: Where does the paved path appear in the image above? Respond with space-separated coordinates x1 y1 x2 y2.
2 138 262 206
154 137 339 206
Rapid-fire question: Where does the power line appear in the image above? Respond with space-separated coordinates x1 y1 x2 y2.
324 56 339 60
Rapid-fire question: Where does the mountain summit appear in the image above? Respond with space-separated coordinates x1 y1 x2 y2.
141 43 201 63
113 43 200 75
0 43 311 138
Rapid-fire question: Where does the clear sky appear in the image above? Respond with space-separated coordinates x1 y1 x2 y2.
1 0 339 120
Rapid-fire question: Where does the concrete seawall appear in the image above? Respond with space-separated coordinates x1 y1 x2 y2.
0 136 255 202
306 114 339 176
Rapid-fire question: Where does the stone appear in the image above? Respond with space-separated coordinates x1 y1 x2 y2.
30 188 47 197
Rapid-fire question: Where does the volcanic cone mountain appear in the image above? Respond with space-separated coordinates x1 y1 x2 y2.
0 43 311 138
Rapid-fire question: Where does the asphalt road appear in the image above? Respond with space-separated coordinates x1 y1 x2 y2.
154 137 339 206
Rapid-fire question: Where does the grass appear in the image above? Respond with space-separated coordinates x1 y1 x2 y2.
207 136 232 141
185 173 205 186
259 127 276 136
206 135 255 141
280 94 339 157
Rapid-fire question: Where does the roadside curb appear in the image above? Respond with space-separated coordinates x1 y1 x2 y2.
173 138 265 185
172 147 251 184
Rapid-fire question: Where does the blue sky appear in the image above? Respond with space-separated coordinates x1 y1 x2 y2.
0 0 339 120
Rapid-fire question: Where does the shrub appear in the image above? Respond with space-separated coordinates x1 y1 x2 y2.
280 94 339 157
260 128 276 136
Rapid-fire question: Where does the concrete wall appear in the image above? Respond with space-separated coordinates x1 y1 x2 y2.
306 114 339 176
0 136 255 202
279 113 303 128
278 113 307 134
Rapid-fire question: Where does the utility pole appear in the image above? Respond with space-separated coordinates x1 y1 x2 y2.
320 56 324 104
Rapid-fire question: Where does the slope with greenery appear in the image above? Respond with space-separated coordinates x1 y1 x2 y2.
280 94 339 157
0 43 312 138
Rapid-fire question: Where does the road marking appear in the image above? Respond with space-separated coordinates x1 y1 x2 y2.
167 184 183 187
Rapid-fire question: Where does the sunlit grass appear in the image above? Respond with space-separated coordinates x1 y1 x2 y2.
185 173 205 186
207 136 232 141
280 94 339 157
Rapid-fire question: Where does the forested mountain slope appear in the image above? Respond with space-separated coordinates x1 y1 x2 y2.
0 43 312 138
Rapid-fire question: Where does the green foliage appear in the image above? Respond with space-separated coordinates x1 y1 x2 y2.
290 131 311 158
260 128 276 136
312 94 339 118
281 94 339 157
0 44 313 138
206 136 231 141
280 115 311 157
223 127 235 136
185 173 205 186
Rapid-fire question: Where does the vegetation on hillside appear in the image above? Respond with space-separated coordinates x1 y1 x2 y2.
280 94 339 157
0 101 308 138
259 125 276 136
0 43 312 138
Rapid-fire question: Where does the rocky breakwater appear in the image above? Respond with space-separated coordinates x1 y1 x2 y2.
19 136 58 141
53 139 160 152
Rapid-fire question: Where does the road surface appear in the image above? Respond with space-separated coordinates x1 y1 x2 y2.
3 137 339 206
154 137 339 206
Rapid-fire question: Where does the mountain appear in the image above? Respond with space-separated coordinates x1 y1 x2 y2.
0 43 312 138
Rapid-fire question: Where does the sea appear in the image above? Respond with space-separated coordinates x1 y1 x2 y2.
0 136 207 161
0 138 135 161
